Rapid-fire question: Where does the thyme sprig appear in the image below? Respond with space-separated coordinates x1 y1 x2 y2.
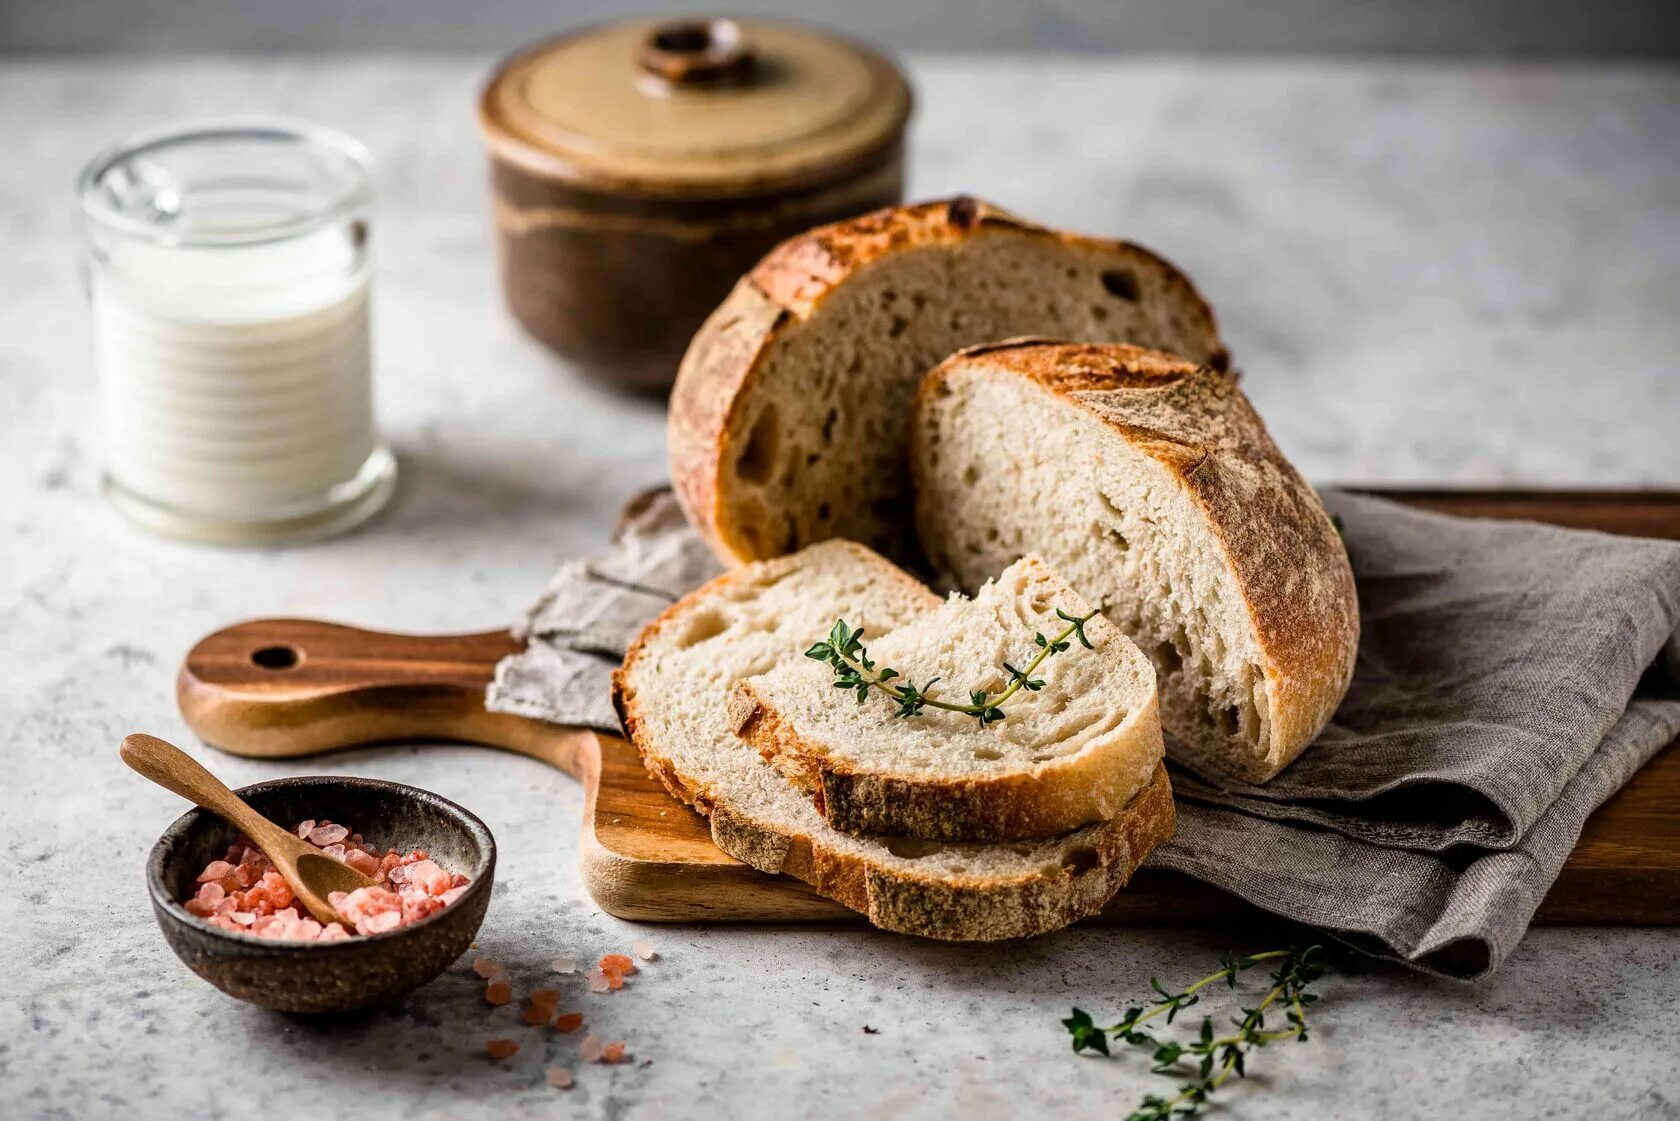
805 608 1099 729
1063 945 1326 1121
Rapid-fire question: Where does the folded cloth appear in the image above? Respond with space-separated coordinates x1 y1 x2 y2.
487 488 1680 980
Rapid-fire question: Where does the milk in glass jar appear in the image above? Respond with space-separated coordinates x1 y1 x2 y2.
77 120 396 544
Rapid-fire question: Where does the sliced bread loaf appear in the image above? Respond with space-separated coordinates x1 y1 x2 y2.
728 556 1163 841
912 341 1358 784
612 539 1175 940
668 196 1226 567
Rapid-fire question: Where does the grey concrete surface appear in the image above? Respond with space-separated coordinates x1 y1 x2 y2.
2 53 1678 1121
7 0 1680 56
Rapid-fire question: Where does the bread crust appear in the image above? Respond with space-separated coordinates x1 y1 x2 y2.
914 340 1359 783
667 197 1226 566
611 547 1178 940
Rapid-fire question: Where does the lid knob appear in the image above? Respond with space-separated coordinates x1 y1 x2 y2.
638 19 756 87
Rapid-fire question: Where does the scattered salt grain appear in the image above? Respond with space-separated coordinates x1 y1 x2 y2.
632 940 656 961
553 1012 585 1034
485 980 513 1006
485 1039 519 1060
585 968 610 994
545 1067 574 1089
601 1041 627 1064
600 953 636 977
472 957 504 979
580 1033 604 1063
550 957 577 974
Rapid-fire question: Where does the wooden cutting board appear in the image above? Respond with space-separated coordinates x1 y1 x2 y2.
177 489 1680 927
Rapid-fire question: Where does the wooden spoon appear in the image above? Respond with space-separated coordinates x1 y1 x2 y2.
120 733 377 929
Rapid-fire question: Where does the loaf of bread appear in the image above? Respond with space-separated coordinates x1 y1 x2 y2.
912 341 1358 783
728 556 1163 841
668 197 1226 567
612 539 1175 940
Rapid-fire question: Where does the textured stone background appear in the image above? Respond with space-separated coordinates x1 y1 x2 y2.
2 55 1678 1120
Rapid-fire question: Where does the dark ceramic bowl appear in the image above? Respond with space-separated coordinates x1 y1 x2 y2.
146 775 495 1014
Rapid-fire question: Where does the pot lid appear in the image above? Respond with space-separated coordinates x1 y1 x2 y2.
478 18 912 196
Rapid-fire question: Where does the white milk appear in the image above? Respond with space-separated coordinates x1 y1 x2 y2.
80 120 394 544
93 230 376 520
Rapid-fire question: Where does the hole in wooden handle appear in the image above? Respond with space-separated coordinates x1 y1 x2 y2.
251 645 300 670
639 19 755 87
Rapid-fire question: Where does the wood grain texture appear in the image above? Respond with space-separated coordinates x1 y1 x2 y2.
177 490 1680 928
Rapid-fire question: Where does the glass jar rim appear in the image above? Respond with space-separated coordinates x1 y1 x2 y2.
76 117 374 248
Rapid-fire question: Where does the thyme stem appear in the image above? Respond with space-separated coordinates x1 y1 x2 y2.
1062 946 1327 1121
805 608 1100 728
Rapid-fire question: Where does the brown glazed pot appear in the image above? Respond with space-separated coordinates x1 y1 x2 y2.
478 17 912 391
146 775 495 1014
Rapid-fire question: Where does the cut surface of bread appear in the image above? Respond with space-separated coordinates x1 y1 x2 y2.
913 341 1358 784
728 556 1162 841
668 196 1226 567
612 539 1176 940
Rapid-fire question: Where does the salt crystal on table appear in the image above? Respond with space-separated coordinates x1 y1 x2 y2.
545 1067 574 1090
196 860 234 884
601 1041 626 1063
585 969 610 993
528 987 561 1008
632 940 656 961
484 1039 519 1060
485 980 513 1006
553 1012 584 1034
472 957 503 978
600 953 636 977
550 957 577 974
580 1033 604 1063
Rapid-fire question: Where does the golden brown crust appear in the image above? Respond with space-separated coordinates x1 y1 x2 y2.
667 197 1226 566
611 548 1179 939
917 341 1359 782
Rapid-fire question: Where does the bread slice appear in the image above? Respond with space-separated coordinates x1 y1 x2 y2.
913 341 1358 784
728 556 1163 842
612 540 1175 940
668 196 1226 567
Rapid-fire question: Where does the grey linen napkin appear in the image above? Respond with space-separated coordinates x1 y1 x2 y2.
487 489 1680 981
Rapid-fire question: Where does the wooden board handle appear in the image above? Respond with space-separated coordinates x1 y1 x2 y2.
177 618 595 778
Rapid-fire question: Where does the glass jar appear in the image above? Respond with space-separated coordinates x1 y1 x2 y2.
77 119 396 544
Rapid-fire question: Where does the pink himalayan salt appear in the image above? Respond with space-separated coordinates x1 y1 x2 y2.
632 940 656 961
472 957 504 979
545 1067 574 1090
485 980 513 1006
182 819 469 941
308 822 350 847
601 1041 627 1064
585 969 610 994
294 820 316 839
553 1012 585 1034
550 957 577 974
196 860 235 884
580 1033 604 1063
485 1039 519 1060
